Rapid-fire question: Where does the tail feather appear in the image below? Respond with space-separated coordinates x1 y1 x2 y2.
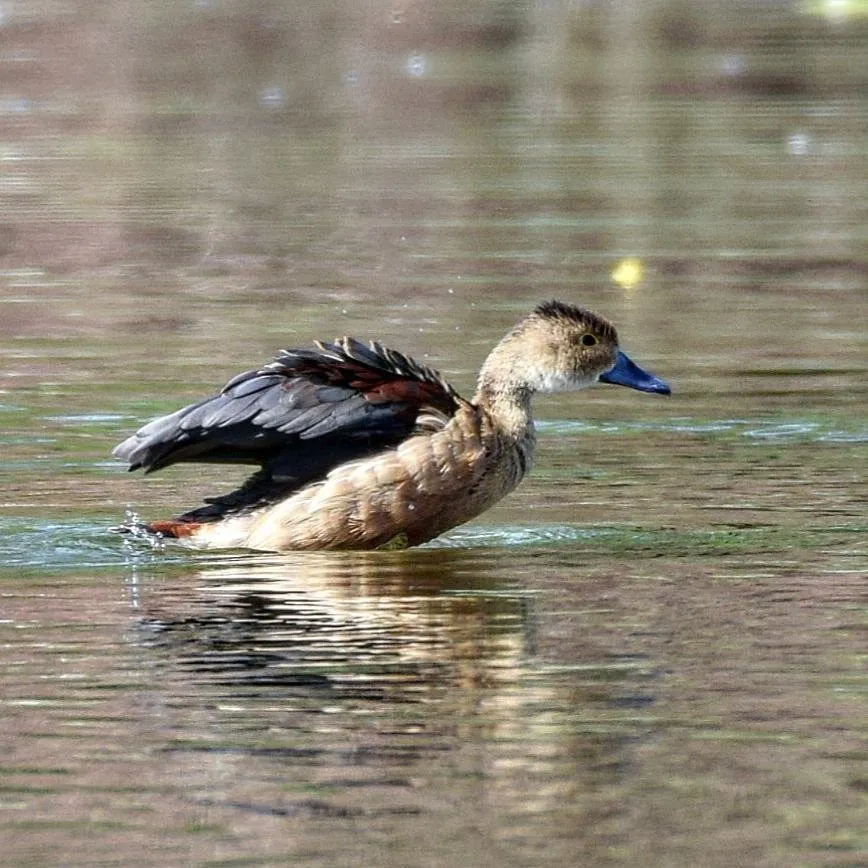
145 520 203 539
110 518 202 540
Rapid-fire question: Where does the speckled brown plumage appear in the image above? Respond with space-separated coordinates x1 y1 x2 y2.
112 301 670 551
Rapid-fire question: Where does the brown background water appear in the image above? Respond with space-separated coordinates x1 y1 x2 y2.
0 2 866 866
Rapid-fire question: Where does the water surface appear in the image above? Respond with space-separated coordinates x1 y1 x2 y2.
1 2 866 866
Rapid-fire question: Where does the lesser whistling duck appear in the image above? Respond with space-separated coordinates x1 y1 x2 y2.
113 301 670 551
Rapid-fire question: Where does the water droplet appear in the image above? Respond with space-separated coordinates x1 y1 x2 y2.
786 133 811 156
405 54 426 77
719 54 745 77
259 85 286 110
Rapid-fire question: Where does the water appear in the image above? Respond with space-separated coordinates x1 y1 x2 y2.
1 2 866 866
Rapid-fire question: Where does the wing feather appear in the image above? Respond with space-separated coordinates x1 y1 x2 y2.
112 336 462 493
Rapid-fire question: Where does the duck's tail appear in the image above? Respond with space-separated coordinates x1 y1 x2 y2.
110 518 203 540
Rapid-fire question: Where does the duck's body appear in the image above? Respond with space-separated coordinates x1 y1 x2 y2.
113 301 670 551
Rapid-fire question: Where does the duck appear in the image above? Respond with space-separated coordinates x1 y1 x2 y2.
112 301 670 551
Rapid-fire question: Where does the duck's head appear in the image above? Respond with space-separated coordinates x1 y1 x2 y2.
477 300 671 399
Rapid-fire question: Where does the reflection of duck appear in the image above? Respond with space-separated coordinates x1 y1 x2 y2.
131 550 528 678
113 301 670 551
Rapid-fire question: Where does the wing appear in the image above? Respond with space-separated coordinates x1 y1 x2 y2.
112 337 463 493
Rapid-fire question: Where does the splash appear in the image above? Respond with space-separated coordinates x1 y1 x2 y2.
113 507 168 553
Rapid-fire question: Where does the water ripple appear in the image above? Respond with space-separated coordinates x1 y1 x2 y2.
538 417 868 443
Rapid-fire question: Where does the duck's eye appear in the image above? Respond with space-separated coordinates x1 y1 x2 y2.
580 333 598 347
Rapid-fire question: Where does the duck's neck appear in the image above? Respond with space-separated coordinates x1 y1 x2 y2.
473 376 536 444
